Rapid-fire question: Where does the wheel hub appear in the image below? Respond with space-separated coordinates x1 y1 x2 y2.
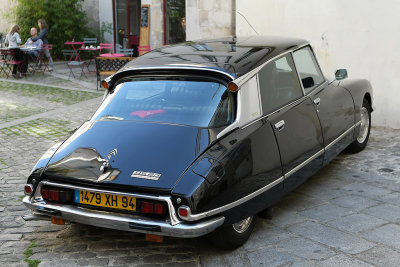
357 107 370 143
232 216 253 233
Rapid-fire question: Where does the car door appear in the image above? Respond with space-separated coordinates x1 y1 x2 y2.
292 46 355 163
258 53 324 190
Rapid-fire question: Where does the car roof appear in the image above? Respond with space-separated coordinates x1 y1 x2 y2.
120 35 308 79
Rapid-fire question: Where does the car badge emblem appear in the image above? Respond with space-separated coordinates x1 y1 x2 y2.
131 171 162 180
107 148 118 159
100 162 110 173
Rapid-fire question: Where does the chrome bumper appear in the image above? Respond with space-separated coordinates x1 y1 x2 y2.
23 196 224 238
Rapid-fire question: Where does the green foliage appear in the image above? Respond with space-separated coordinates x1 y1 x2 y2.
9 0 93 59
24 241 40 267
99 21 113 43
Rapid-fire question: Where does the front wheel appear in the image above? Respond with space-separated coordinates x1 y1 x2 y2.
207 216 256 249
346 98 371 153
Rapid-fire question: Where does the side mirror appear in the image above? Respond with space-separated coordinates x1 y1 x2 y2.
335 69 348 80
302 77 315 89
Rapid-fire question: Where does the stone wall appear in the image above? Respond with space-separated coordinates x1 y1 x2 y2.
186 0 235 41
237 0 400 129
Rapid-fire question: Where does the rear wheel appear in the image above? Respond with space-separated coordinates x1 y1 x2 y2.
346 98 371 153
208 216 256 249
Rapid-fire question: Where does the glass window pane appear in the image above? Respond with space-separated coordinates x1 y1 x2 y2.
258 54 303 114
293 46 325 92
166 0 185 44
93 78 233 128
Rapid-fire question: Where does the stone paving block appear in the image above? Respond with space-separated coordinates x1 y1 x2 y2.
246 246 299 267
287 221 375 254
317 254 374 267
164 261 200 267
294 181 346 200
276 237 336 260
110 255 140 265
342 182 393 199
200 250 247 267
376 192 400 206
243 220 294 250
269 207 308 227
0 234 22 241
361 224 400 250
276 192 323 212
327 213 387 233
38 259 78 267
356 245 400 267
329 195 381 211
298 203 353 222
362 203 400 222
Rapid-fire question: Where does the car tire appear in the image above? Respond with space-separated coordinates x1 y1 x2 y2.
208 216 256 249
346 98 371 153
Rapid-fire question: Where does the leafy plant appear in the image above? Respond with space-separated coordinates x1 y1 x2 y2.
8 0 93 59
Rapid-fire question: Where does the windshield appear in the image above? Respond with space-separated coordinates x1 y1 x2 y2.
92 78 234 128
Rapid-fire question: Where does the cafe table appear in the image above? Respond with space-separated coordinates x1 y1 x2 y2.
79 46 101 72
64 41 84 60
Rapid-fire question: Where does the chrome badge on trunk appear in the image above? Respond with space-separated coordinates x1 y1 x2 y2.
131 171 162 180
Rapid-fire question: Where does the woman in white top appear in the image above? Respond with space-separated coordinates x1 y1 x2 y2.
6 24 21 48
5 24 23 76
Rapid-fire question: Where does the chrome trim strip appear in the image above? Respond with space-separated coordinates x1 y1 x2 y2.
181 176 284 221
325 121 361 150
284 149 325 179
34 180 181 226
285 121 360 179
23 196 224 238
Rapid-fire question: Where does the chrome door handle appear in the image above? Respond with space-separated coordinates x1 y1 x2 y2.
274 120 285 131
313 97 321 106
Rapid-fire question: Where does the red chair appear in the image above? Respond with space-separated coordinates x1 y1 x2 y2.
0 49 24 78
99 43 113 57
138 45 151 56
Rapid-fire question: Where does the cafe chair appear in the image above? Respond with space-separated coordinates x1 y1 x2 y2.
62 50 87 79
99 43 113 57
0 49 23 79
36 44 54 73
116 48 134 57
83 38 97 46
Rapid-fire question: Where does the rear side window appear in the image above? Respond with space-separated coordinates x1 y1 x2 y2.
258 54 303 115
293 46 325 92
92 78 233 128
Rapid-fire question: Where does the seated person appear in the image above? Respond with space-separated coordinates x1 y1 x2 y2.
21 27 43 74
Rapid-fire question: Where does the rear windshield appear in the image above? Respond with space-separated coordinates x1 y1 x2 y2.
92 78 234 128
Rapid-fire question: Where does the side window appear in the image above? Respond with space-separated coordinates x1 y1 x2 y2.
293 46 325 92
258 54 303 115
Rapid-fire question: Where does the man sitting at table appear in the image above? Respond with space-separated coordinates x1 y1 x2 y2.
21 27 43 74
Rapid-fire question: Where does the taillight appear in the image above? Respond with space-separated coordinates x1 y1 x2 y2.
24 184 33 195
40 187 72 202
178 206 189 218
140 201 166 215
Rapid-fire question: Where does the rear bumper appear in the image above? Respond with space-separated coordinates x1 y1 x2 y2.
23 196 224 238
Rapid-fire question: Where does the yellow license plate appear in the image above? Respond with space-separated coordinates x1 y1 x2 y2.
74 190 136 211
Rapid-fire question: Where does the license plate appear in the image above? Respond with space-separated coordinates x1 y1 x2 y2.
74 190 136 211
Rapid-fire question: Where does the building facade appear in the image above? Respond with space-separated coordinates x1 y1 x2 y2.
91 0 234 56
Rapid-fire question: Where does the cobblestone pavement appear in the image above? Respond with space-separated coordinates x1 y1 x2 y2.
1 78 400 266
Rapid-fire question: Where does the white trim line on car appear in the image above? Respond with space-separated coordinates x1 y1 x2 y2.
178 176 285 221
183 121 360 221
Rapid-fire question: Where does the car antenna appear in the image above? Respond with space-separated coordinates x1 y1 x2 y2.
236 10 259 35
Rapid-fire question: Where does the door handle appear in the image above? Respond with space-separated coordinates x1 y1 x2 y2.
274 120 285 131
313 97 321 106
